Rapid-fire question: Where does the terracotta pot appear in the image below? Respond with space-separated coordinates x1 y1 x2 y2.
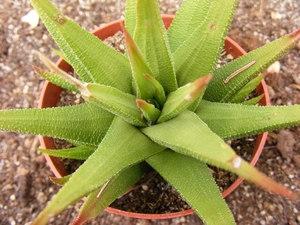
38 15 270 219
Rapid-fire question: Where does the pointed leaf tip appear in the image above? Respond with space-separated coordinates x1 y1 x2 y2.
188 74 212 98
50 175 71 186
136 99 148 108
143 73 167 106
121 23 139 58
122 23 158 102
86 83 147 127
32 65 42 74
290 28 300 40
34 50 89 96
136 99 161 124
157 74 212 123
32 66 79 93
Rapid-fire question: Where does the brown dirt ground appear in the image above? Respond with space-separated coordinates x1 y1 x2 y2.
0 0 299 224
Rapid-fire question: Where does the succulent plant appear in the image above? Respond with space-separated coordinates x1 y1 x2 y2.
0 0 300 224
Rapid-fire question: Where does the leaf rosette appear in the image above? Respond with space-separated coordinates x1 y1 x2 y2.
0 0 300 224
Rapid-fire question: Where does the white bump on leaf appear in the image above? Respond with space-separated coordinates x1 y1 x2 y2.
232 156 242 169
21 10 39 28
184 94 192 101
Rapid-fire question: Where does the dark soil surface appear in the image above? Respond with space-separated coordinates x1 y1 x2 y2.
0 0 299 224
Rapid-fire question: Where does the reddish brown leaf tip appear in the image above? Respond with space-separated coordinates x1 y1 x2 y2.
119 21 126 33
70 217 86 225
121 21 143 63
191 74 213 96
136 99 147 108
32 65 42 73
290 28 300 40
120 22 133 45
199 74 213 86
272 185 299 201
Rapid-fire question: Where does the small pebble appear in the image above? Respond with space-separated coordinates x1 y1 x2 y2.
10 195 16 201
37 192 47 204
141 185 148 191
293 154 300 166
226 54 234 60
21 9 39 28
267 61 281 74
271 12 282 20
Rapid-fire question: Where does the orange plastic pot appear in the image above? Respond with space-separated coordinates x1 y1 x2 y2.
38 15 270 219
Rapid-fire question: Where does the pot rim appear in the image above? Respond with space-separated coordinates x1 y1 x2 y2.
38 15 270 219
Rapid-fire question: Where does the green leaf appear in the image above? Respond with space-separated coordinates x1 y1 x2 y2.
196 100 300 140
31 116 165 225
143 74 167 107
147 150 235 225
157 75 212 123
38 145 96 160
142 110 297 200
242 95 264 105
72 162 150 225
136 99 161 124
30 0 132 93
173 0 238 86
33 66 79 92
33 51 79 92
85 83 147 127
204 28 300 102
228 74 265 103
168 0 212 52
0 103 113 146
123 28 161 102
124 0 137 36
50 174 72 186
50 48 67 61
133 0 177 94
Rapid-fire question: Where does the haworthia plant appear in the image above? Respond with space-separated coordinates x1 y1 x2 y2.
0 0 299 224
